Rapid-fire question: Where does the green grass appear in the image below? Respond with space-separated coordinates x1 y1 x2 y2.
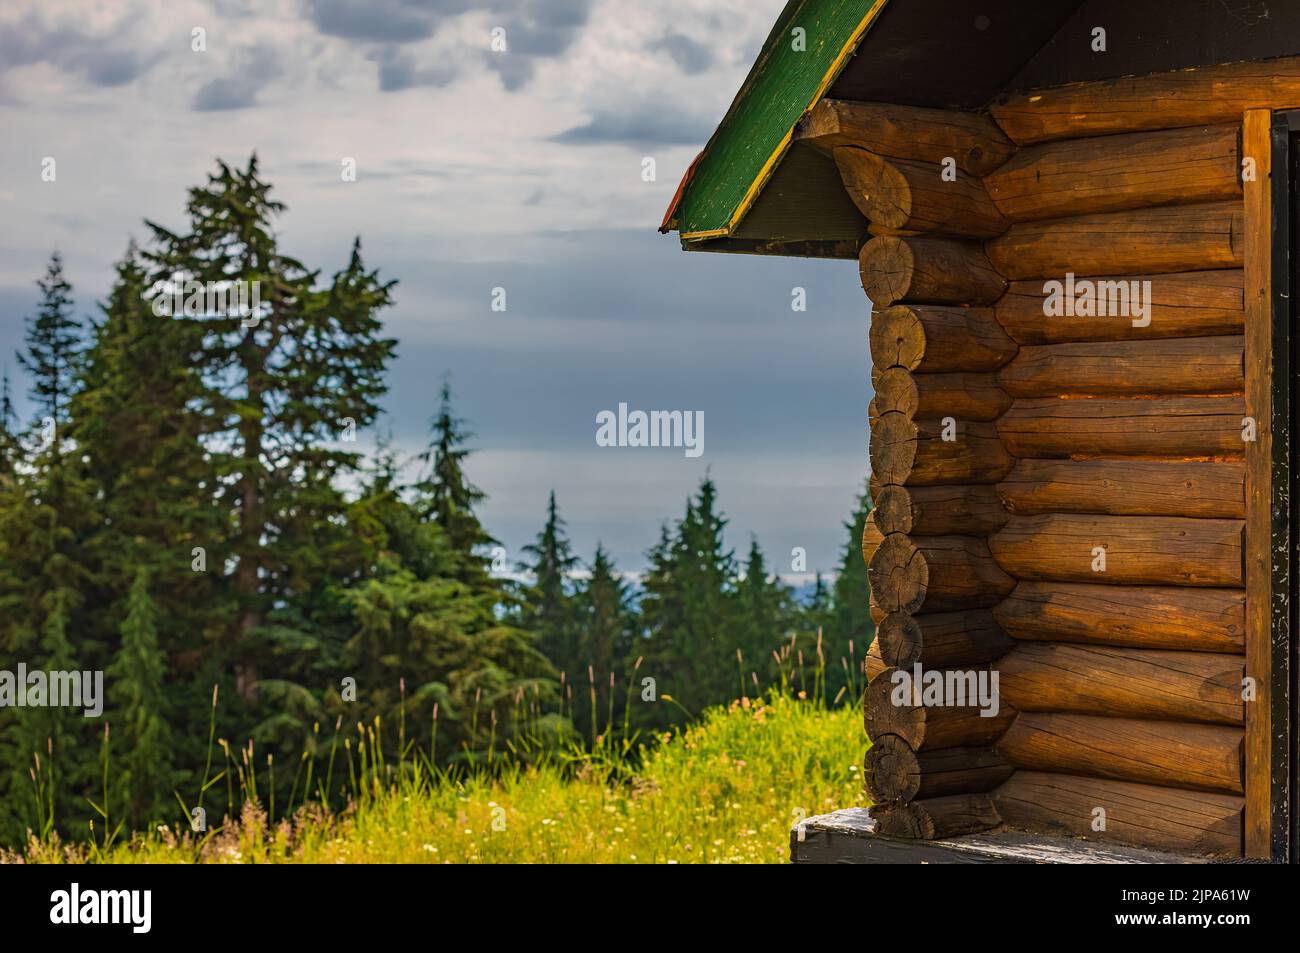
8 692 867 864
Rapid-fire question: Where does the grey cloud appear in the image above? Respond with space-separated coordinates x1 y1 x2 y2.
648 32 714 74
300 0 593 94
484 0 593 91
369 45 456 91
192 44 282 110
304 0 471 43
550 106 715 148
207 0 261 15
0 9 152 87
82 49 145 87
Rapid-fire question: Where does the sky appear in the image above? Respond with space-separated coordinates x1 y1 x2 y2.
0 0 873 578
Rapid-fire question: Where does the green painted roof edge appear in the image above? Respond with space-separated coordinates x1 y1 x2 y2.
671 0 889 241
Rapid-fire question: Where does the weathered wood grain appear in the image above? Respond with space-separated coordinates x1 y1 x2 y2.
874 609 1013 670
997 643 1244 726
865 667 1016 750
990 55 1300 144
997 336 1243 398
860 235 1006 306
989 514 1243 587
873 413 1014 486
868 534 1015 614
1242 107 1275 859
996 396 1247 459
984 125 1240 221
871 367 1012 422
873 793 1003 839
993 772 1243 856
796 99 1015 175
871 304 1017 373
997 459 1244 519
873 483 1010 536
994 581 1244 653
866 738 1013 805
986 202 1243 280
995 270 1243 344
997 712 1243 795
834 147 1009 238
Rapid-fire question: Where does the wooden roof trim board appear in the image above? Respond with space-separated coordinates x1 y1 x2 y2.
660 0 889 242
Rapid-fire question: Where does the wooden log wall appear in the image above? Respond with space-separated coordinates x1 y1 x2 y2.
812 103 1019 839
806 85 1262 856
981 98 1250 859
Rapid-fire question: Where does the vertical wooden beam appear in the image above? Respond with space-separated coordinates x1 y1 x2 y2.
1242 108 1274 859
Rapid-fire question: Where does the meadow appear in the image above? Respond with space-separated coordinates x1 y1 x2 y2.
8 692 867 864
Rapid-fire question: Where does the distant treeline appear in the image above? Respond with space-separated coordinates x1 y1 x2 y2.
0 156 874 846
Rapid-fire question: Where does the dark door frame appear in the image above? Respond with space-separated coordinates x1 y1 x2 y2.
1270 110 1299 863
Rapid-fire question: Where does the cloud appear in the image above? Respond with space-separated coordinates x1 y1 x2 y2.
0 8 152 88
301 0 595 94
647 32 714 74
484 0 593 91
551 106 715 148
192 44 282 110
304 0 471 44
368 45 457 91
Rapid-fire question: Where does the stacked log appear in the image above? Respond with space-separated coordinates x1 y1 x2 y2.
844 110 1021 838
995 270 1243 343
991 772 1243 856
983 66 1300 857
977 109 1248 857
844 96 1254 855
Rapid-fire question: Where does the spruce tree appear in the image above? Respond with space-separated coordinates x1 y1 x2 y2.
17 251 81 430
0 368 17 476
67 244 227 786
519 491 579 677
142 155 397 706
106 569 172 828
572 544 635 739
0 257 98 843
807 571 832 621
640 477 739 724
737 538 791 692
416 377 495 571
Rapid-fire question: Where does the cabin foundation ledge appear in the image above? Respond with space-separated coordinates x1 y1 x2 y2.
790 808 1228 864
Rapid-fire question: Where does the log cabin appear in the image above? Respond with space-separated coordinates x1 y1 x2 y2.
660 0 1299 863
